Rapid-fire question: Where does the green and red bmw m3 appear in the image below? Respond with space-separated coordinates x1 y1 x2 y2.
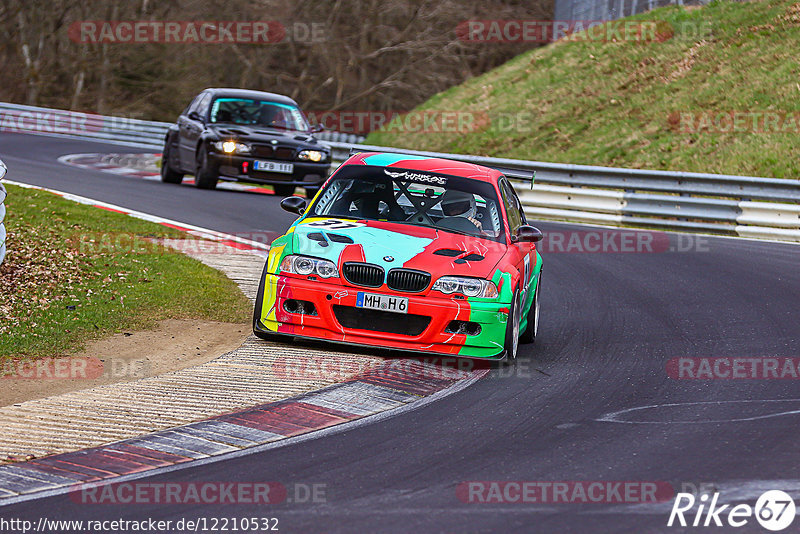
253 151 543 361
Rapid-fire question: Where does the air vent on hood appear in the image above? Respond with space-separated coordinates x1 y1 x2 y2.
307 232 329 247
304 232 354 248
455 253 485 264
328 234 354 244
433 249 463 257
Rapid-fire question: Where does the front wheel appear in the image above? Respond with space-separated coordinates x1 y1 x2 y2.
303 186 320 199
194 147 218 190
160 140 183 184
503 289 522 362
520 273 540 344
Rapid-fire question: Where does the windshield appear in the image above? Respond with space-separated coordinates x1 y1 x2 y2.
209 97 310 131
310 165 505 242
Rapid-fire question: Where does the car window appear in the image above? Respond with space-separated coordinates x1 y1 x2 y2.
499 178 523 235
195 93 212 119
183 93 204 116
209 98 310 131
508 180 527 225
187 93 206 115
311 165 505 242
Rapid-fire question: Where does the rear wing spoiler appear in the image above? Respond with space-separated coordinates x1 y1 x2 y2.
347 148 536 189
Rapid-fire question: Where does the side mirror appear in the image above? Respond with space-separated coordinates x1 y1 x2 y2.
514 225 543 243
281 195 307 215
187 111 202 122
310 124 324 133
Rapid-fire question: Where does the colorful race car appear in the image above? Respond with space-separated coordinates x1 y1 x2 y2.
253 152 543 360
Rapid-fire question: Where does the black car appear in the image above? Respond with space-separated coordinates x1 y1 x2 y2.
160 88 331 197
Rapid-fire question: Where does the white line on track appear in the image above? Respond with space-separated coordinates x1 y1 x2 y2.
596 399 800 424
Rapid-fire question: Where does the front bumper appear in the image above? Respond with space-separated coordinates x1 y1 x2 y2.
208 152 330 186
254 274 510 359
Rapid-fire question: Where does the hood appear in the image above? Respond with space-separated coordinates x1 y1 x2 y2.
290 218 508 280
207 124 321 145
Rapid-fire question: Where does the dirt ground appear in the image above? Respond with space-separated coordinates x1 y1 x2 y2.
0 319 249 407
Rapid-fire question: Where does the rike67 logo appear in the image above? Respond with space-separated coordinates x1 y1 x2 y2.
668 490 795 531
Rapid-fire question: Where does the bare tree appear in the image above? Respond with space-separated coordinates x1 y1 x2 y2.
0 0 553 127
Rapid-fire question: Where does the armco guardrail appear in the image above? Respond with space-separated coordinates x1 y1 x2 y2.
1 102 798 241
0 159 7 265
0 101 169 149
0 101 363 149
324 141 800 241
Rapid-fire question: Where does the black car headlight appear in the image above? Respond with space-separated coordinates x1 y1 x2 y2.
297 150 327 163
213 141 251 154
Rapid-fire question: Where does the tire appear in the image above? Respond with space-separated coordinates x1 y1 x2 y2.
304 186 320 199
194 147 218 190
273 184 295 197
160 140 183 184
503 289 522 362
520 273 540 344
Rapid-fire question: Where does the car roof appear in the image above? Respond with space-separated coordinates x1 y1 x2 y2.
345 152 503 183
202 88 298 106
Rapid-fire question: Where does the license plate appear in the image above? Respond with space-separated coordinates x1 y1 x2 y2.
253 160 294 174
356 292 408 314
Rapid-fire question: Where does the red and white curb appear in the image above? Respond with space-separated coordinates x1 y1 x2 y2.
0 359 488 503
58 153 278 195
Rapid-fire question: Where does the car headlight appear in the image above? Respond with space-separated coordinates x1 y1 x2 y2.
432 276 498 298
279 255 339 278
213 140 251 154
297 150 327 162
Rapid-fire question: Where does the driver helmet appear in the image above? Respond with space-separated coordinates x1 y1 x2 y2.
440 190 477 219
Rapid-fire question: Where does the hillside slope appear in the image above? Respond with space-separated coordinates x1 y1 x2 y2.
367 0 800 178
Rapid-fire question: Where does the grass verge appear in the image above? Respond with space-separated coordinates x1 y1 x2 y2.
0 184 251 360
366 0 800 179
